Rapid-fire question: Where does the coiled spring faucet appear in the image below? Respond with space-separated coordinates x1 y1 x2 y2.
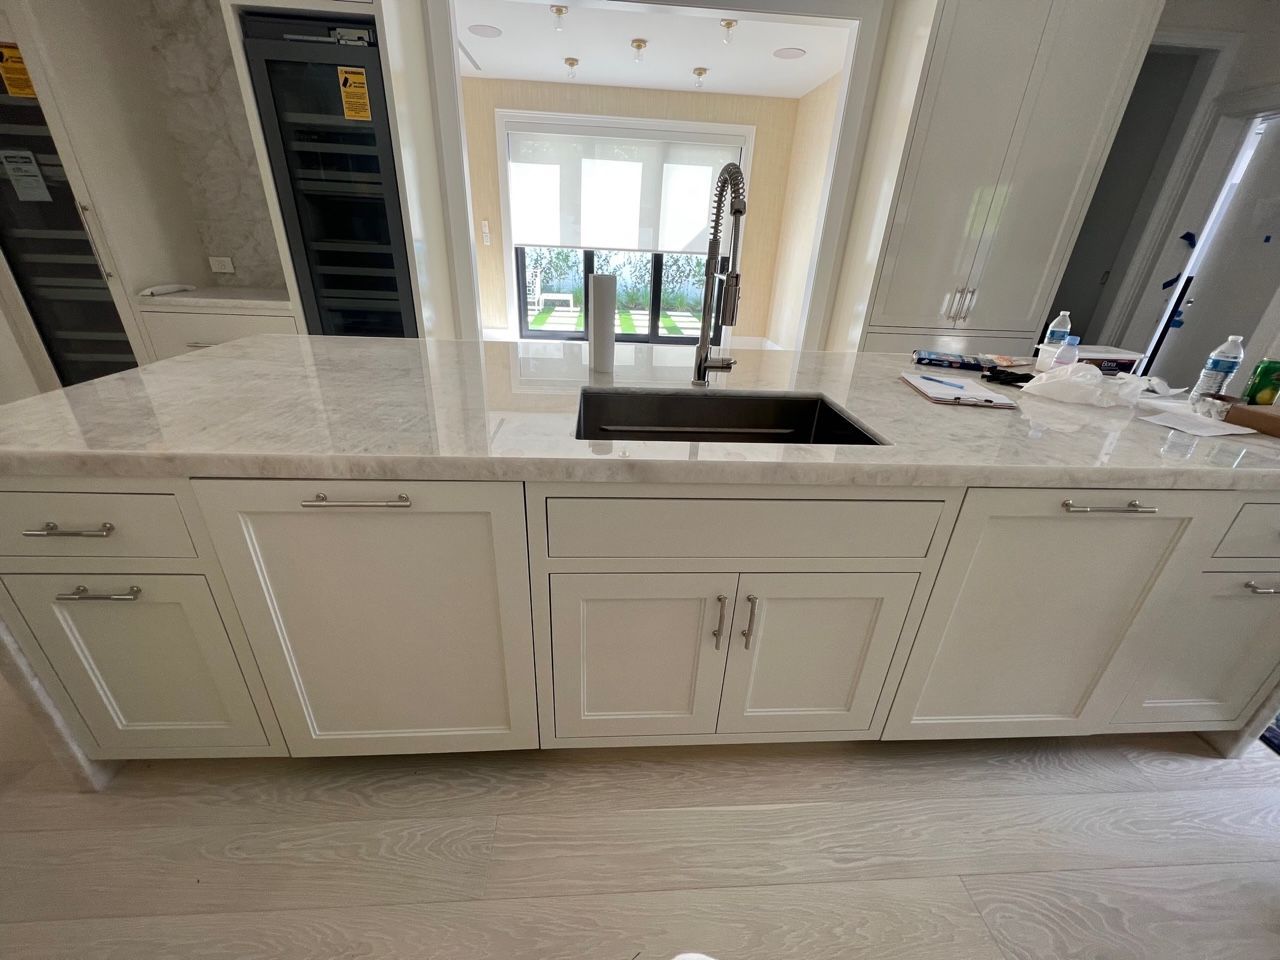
692 161 746 386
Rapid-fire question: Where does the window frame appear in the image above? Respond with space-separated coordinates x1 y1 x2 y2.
495 110 755 341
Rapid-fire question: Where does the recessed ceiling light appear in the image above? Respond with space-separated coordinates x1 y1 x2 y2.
773 47 807 60
468 23 502 38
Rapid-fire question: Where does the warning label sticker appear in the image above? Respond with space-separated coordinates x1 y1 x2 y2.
0 44 36 98
337 66 371 121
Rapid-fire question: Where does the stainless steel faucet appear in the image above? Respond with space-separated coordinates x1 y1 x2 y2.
692 162 747 386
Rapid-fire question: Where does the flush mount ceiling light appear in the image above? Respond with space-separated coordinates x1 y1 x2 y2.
720 18 737 44
630 38 647 63
550 4 568 31
467 23 502 38
564 56 579 79
773 46 807 59
692 66 708 89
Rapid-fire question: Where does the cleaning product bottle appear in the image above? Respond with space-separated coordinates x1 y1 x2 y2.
1051 335 1080 369
1035 311 1072 371
1189 335 1245 400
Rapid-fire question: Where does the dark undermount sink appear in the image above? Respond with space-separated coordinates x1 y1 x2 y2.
575 387 886 445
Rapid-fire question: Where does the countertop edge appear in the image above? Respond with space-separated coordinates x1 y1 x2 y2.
1 451 1276 490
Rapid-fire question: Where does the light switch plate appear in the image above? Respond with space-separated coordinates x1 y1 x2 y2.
209 256 235 274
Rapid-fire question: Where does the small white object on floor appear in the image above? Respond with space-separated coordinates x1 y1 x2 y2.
1140 411 1256 437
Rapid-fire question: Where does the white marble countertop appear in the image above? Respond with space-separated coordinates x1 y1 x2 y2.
2 334 1280 487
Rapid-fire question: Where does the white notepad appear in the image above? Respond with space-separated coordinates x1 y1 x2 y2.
901 373 1017 409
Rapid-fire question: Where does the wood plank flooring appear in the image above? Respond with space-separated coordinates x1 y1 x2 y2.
0 732 1276 958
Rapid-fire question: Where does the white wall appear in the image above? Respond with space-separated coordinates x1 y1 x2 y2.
825 0 936 350
1159 0 1280 95
0 307 39 404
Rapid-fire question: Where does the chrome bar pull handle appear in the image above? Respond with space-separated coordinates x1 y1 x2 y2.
185 342 218 349
959 287 977 322
22 521 115 538
740 594 759 649
944 286 964 323
1246 581 1279 595
712 594 729 651
1062 499 1158 514
56 585 141 602
301 493 412 508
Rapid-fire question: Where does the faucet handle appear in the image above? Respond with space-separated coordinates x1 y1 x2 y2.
704 355 736 372
720 273 741 327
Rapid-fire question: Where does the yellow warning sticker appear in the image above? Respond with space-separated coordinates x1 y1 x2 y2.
0 44 36 98
337 66 371 121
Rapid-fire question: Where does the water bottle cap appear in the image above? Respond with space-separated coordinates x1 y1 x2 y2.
1228 335 1243 342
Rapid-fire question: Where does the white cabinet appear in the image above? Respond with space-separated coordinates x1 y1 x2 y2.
884 489 1222 739
551 571 917 739
194 480 538 756
717 573 917 734
1112 571 1280 726
864 0 1160 346
141 311 298 360
550 573 736 737
1 574 268 752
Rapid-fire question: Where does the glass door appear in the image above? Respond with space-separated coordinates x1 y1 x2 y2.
243 14 416 338
0 41 135 385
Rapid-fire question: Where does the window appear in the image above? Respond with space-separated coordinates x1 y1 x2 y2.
501 116 748 342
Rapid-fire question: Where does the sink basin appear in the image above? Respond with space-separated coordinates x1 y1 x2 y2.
575 387 886 445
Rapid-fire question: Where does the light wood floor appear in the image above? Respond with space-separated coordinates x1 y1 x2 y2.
0 684 1277 958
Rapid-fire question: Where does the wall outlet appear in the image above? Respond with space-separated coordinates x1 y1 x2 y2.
209 256 235 274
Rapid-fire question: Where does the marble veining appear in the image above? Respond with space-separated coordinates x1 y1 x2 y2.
2 335 1280 487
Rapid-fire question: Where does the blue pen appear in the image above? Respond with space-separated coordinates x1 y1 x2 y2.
921 374 966 390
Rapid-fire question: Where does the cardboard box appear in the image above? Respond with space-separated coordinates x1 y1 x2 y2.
1225 402 1280 438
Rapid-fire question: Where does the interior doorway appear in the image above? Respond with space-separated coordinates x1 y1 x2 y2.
1146 116 1279 384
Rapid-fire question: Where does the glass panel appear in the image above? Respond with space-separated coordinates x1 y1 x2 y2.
658 253 706 339
0 64 135 385
252 40 413 338
593 250 651 337
523 246 584 335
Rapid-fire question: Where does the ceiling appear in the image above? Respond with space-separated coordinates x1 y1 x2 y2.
454 0 853 99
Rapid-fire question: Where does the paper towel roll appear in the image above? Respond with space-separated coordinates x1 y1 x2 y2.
588 274 616 375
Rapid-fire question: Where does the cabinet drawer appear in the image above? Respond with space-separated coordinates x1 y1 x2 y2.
142 311 297 360
546 498 943 558
0 492 196 558
1215 504 1280 558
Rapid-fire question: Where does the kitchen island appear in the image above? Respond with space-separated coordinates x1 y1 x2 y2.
0 335 1277 780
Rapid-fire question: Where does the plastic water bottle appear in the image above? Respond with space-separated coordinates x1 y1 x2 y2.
1051 335 1080 368
1189 335 1245 400
1045 311 1072 346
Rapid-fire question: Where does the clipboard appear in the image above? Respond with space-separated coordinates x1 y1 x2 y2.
900 373 1017 409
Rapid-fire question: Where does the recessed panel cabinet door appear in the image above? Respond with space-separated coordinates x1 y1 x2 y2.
2 574 267 751
193 480 537 756
551 573 736 737
717 573 917 735
883 489 1218 739
1113 572 1280 725
869 0 1051 330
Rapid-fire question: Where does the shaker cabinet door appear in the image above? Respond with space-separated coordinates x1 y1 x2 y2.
550 573 737 737
869 0 1050 330
194 480 538 756
716 573 917 735
2 574 267 752
884 489 1213 738
1112 571 1280 725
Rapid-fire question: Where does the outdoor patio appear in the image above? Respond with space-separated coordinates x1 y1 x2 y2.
529 304 701 338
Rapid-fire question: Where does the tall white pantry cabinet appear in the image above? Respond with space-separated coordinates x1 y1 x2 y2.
859 0 1164 355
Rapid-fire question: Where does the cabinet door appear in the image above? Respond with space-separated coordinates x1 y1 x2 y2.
550 573 737 737
717 573 917 735
869 0 1051 330
963 0 1160 333
884 489 1211 739
194 480 537 756
1 574 267 751
1113 572 1280 725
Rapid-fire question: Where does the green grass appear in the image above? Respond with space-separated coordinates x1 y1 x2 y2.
659 311 683 336
530 305 554 328
617 309 637 335
574 311 584 331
